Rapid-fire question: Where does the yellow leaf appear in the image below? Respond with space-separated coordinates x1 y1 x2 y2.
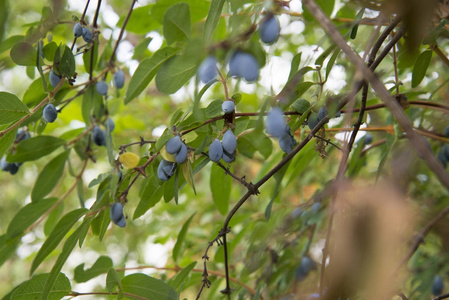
161 146 176 162
119 152 140 169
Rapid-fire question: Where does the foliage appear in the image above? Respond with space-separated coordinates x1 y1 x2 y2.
1 0 449 299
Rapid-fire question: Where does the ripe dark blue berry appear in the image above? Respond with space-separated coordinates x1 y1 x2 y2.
157 159 177 181
222 150 235 163
198 56 217 83
364 134 373 145
438 150 448 168
295 257 315 281
107 118 115 132
1 156 13 172
174 143 188 164
222 101 235 114
279 133 296 153
259 15 280 44
82 27 93 43
49 69 62 88
110 202 126 227
114 70 125 89
266 107 286 138
92 126 106 146
229 51 259 82
308 112 320 130
43 104 58 123
96 81 108 96
433 275 444 296
166 136 182 154
318 107 327 121
16 129 30 142
222 130 237 154
209 139 223 162
73 23 83 38
1 156 20 175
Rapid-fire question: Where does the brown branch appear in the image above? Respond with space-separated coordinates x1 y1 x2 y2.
108 0 137 69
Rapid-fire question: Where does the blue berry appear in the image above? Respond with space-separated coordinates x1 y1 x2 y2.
198 56 217 83
209 139 223 162
222 130 237 154
107 118 115 132
110 202 125 227
318 107 328 121
16 129 30 142
157 159 176 181
259 15 280 44
1 156 13 172
43 104 58 123
49 69 62 88
433 275 444 296
82 27 93 43
438 150 448 168
92 126 106 146
174 143 188 164
166 136 182 154
279 133 296 153
308 113 320 130
114 70 125 89
73 23 83 38
228 51 259 82
96 81 108 96
222 150 235 163
222 101 235 114
364 134 373 145
266 107 286 138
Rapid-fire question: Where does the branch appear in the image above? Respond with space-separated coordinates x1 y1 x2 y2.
108 0 137 69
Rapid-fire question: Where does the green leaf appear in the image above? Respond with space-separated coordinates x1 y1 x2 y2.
412 50 432 88
0 91 30 125
11 273 70 300
125 47 178 104
44 203 64 236
31 150 70 202
155 55 198 94
168 261 196 291
6 197 58 239
133 36 153 59
265 160 291 221
203 0 225 42
0 0 8 43
118 4 158 34
173 213 195 263
30 208 88 275
350 8 365 39
58 46 76 77
23 76 47 107
210 164 231 215
0 127 18 159
7 135 65 162
106 268 123 296
10 42 37 66
0 234 20 268
205 99 223 118
291 99 311 114
121 273 178 300
163 2 191 45
253 284 262 300
41 220 91 300
134 174 164 219
288 52 302 80
88 172 111 188
74 256 113 283
43 42 58 61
